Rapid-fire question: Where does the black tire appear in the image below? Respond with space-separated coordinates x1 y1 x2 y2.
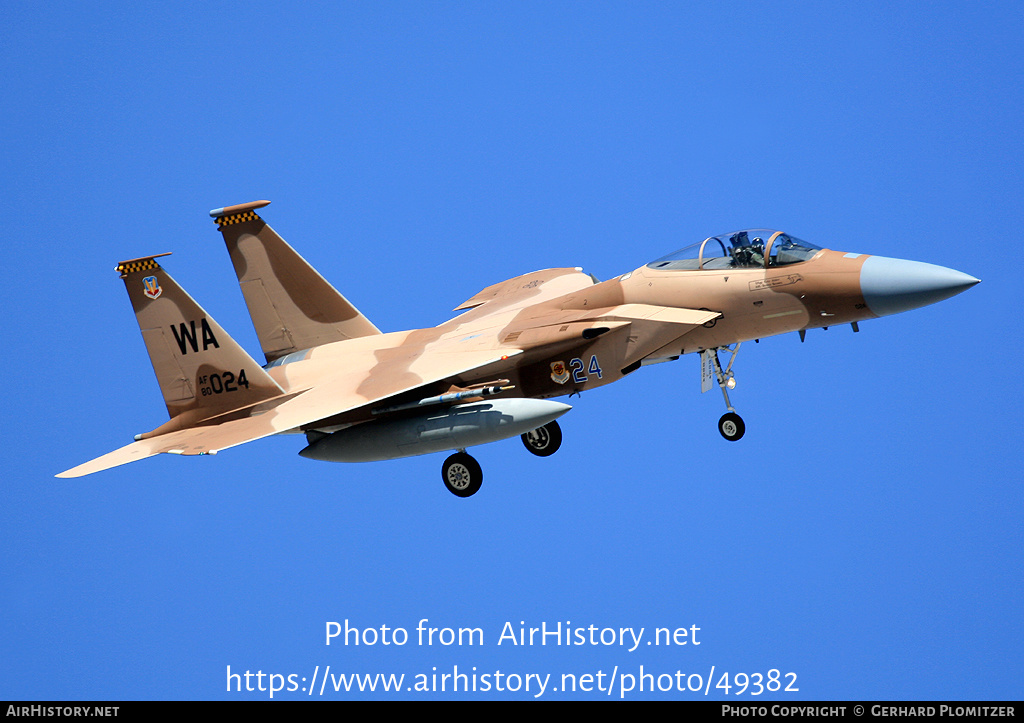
441 452 483 497
718 412 745 441
521 420 562 457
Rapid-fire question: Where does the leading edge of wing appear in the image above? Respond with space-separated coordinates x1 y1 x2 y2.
56 348 523 478
453 268 596 311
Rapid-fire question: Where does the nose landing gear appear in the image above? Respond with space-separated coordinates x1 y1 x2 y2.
703 345 746 441
718 411 745 441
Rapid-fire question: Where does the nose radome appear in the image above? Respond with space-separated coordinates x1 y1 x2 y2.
859 256 980 317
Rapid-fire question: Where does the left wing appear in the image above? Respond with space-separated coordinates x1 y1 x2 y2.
57 347 522 478
454 268 596 312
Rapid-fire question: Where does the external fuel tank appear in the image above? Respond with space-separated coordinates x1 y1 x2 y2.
298 398 572 463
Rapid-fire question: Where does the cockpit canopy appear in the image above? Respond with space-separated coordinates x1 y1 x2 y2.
647 229 823 271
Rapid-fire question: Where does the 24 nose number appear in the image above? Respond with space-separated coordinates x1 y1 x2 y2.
570 356 603 383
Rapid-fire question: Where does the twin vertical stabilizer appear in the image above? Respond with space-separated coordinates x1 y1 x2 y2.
60 200 406 478
116 254 284 422
211 200 381 363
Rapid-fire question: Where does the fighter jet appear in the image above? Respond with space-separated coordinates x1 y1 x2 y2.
57 201 979 496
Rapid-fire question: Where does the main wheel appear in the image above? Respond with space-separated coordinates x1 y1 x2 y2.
718 412 745 441
521 420 562 457
441 452 483 497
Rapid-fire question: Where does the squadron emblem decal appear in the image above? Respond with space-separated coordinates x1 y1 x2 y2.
550 360 570 385
142 276 162 300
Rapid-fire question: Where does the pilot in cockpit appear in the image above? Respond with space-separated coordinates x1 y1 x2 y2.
749 237 765 266
729 232 765 267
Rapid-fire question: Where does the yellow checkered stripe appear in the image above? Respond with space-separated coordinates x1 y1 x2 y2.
215 210 261 227
116 258 160 275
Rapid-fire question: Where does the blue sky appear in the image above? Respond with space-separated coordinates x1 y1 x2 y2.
2 2 1021 700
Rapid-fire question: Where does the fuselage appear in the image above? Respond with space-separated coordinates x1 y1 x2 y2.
261 231 977 435
59 213 979 488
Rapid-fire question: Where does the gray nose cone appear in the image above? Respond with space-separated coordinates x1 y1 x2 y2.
860 255 980 317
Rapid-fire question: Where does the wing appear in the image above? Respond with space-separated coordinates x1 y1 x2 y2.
453 268 597 312
57 346 522 478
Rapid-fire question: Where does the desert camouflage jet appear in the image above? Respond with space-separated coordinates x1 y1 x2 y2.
57 201 979 496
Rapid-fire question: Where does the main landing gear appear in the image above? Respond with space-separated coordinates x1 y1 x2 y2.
440 420 564 497
442 452 482 498
521 420 562 457
705 345 746 442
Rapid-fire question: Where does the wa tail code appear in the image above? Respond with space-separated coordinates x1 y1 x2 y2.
170 318 220 355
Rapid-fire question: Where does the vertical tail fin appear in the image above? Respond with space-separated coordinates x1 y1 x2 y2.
210 200 381 364
117 254 283 422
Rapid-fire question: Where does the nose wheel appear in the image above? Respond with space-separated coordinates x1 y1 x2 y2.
718 412 745 441
703 345 746 442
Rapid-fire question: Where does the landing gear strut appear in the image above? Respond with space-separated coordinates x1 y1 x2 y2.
705 345 746 441
441 451 482 497
521 420 562 457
